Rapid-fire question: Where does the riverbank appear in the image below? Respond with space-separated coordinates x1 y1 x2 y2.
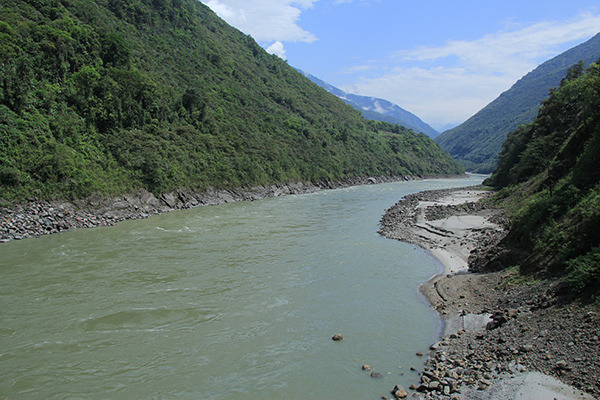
379 187 599 400
379 187 505 275
1 174 443 243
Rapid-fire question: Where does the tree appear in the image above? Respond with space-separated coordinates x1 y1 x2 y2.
100 33 130 67
561 60 585 86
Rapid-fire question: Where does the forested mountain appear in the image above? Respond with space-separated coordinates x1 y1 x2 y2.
299 70 439 138
0 0 463 203
435 33 600 173
485 60 600 300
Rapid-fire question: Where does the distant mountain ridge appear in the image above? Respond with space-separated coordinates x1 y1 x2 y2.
435 32 600 173
298 70 439 138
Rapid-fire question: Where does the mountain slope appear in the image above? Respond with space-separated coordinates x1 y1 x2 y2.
299 70 439 138
435 33 600 173
484 61 600 300
0 0 463 202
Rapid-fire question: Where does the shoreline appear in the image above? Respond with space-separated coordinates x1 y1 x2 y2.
379 186 506 339
1 174 459 243
0 176 437 244
379 187 598 400
379 186 504 275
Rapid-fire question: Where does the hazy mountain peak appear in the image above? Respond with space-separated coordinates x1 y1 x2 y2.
297 70 439 138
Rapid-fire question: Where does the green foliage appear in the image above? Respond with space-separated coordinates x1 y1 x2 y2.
435 34 600 173
562 60 586 84
0 0 463 202
488 62 600 189
566 247 600 301
100 32 130 67
487 62 600 300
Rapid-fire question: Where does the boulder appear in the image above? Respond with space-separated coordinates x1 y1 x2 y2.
160 193 178 208
486 311 508 330
391 385 408 399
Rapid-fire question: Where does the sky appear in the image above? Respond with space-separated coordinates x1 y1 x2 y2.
200 0 600 131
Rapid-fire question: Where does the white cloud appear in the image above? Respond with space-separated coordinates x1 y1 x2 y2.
345 12 600 129
199 2 599 129
345 67 513 129
201 0 318 43
340 64 375 74
202 0 242 21
266 41 287 59
400 12 600 76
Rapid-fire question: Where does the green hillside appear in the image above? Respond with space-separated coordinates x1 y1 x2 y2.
435 33 600 173
0 0 463 203
485 60 600 300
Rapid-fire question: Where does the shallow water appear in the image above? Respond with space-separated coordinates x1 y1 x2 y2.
0 176 484 399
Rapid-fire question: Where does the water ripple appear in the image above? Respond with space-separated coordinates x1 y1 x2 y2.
78 307 221 332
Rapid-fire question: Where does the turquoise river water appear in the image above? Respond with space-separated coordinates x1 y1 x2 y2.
0 175 484 399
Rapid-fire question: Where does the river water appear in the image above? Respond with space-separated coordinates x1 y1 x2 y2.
0 176 484 399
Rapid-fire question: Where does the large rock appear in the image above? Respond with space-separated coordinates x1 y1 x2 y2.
391 385 408 398
160 193 178 208
486 311 508 330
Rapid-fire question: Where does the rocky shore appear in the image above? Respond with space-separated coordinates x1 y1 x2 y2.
1 175 427 243
379 186 506 274
379 187 599 400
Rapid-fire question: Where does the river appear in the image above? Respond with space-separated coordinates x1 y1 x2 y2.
0 175 484 399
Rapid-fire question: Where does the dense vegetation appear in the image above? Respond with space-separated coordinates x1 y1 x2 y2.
486 60 600 301
0 0 463 203
436 33 600 173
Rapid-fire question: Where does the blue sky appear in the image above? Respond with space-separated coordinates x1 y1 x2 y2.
200 0 600 131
